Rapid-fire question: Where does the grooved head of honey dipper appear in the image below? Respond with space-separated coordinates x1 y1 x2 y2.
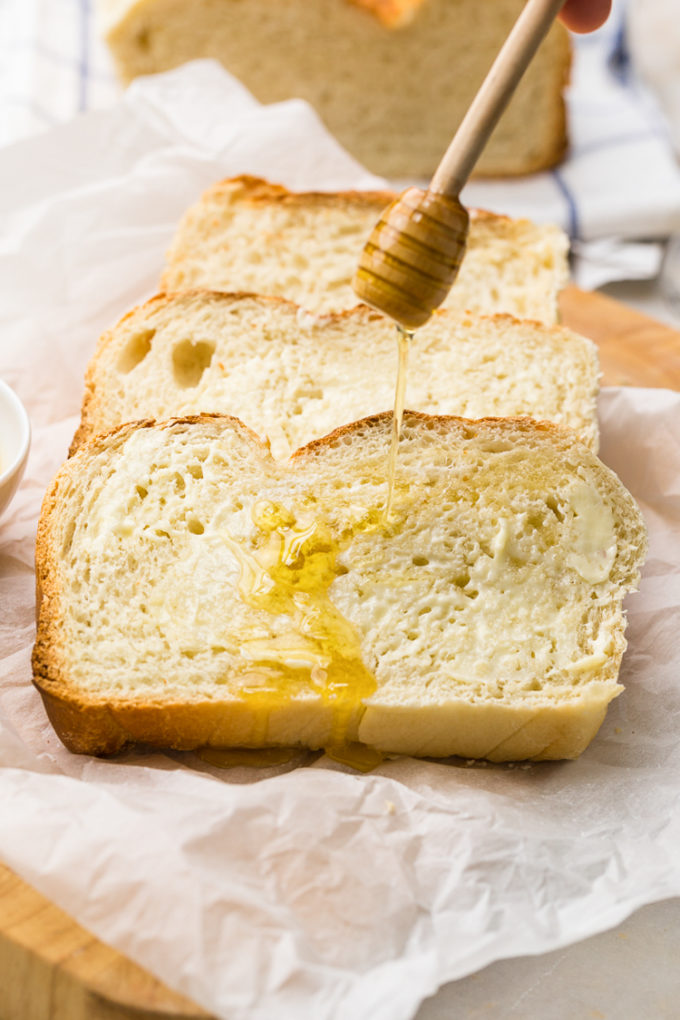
352 188 470 330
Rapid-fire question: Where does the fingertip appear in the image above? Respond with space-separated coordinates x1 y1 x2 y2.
559 0 612 34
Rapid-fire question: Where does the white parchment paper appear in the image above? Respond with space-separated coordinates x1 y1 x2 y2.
1 62 680 1020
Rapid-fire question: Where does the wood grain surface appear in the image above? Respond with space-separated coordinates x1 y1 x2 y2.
1 288 678 1020
560 286 680 388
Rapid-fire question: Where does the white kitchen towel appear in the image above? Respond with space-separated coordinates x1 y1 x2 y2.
0 0 117 144
465 6 680 243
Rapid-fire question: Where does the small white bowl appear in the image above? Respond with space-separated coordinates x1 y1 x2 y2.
0 379 31 521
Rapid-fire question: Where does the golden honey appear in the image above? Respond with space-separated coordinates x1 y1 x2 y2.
211 324 419 771
385 325 413 521
221 501 384 767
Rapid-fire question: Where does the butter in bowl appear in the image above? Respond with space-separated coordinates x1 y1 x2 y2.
0 379 30 521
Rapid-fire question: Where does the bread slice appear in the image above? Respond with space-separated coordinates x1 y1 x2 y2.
33 412 646 762
72 291 600 458
98 0 570 179
161 176 569 324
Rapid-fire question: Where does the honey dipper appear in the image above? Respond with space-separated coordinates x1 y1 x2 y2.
353 0 567 330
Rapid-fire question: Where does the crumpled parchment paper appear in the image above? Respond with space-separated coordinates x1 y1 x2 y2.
1 61 679 1020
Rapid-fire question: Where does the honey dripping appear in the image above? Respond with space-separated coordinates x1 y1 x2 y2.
384 325 413 521
219 502 384 772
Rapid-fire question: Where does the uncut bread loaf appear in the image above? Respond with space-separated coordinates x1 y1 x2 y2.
161 176 569 324
33 412 646 762
98 0 570 179
72 291 600 458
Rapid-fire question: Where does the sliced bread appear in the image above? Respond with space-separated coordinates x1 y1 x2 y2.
98 0 570 179
33 412 646 762
72 291 599 458
161 176 569 324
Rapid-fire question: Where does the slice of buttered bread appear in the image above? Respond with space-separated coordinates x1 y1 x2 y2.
73 292 599 458
161 176 569 324
33 413 646 761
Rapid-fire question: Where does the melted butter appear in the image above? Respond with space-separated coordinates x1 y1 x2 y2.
385 326 413 521
566 481 617 583
222 501 382 765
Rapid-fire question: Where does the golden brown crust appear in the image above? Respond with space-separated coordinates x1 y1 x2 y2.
33 679 330 756
204 174 397 212
32 676 611 761
289 408 578 465
193 175 541 228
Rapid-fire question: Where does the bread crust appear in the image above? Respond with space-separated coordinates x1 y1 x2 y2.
172 174 538 229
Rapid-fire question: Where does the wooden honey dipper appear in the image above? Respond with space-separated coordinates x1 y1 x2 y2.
353 0 567 330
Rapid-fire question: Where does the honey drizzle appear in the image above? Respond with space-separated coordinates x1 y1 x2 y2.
221 502 383 768
385 325 413 521
208 317 417 770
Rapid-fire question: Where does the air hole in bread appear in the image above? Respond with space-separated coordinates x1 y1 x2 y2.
118 329 155 374
546 495 565 522
292 383 323 401
187 463 203 480
187 516 204 535
136 485 148 500
412 555 429 566
62 520 76 556
478 439 514 453
172 339 215 389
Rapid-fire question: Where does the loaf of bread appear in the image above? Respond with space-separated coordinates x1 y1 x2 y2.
162 177 569 324
72 291 600 458
98 0 570 179
33 412 646 762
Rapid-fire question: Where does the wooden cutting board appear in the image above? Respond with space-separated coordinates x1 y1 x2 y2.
1 288 679 1020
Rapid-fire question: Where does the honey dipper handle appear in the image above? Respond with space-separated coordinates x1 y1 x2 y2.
430 0 566 196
